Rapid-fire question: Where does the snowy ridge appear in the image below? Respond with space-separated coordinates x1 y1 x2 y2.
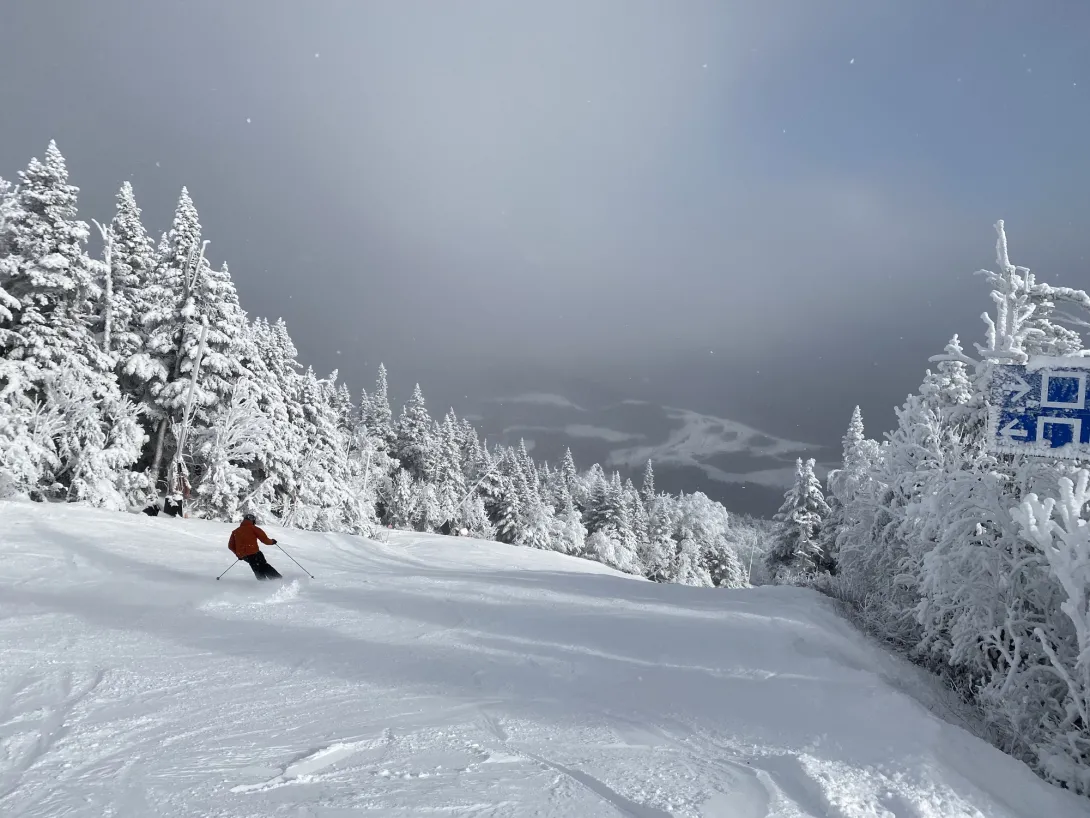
492 393 587 411
503 423 646 444
0 500 1084 817
609 405 819 487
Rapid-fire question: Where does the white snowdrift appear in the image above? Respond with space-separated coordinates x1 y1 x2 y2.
0 500 1085 817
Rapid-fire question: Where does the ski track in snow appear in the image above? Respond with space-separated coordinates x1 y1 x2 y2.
0 500 1086 817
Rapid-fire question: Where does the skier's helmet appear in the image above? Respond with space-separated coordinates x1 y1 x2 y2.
243 512 257 523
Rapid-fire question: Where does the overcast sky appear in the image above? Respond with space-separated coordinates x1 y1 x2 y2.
3 0 1089 456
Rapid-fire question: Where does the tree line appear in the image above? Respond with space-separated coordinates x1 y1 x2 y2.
766 222 1090 795
0 142 768 588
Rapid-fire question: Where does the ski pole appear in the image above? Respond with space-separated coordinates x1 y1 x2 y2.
216 560 239 580
275 543 315 578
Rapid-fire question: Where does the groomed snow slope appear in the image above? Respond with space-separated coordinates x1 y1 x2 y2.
0 501 1085 818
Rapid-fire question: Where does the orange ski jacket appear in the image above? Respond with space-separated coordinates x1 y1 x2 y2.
228 519 275 559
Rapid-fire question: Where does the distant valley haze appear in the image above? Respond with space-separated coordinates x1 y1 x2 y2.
3 1 1088 515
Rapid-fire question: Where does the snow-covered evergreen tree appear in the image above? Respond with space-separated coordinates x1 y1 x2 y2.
828 221 1090 789
583 473 642 574
104 182 158 370
415 482 445 532
559 447 584 505
459 417 486 482
460 493 494 539
819 406 881 573
513 464 554 549
766 458 830 578
0 142 102 377
674 535 713 587
0 143 145 504
625 478 650 547
641 459 655 506
282 368 352 532
432 410 467 524
550 480 587 554
387 468 418 529
45 366 147 508
490 448 525 544
194 378 270 519
329 377 355 435
1011 471 1090 793
360 364 394 448
642 497 677 582
237 317 307 517
134 188 247 492
582 467 610 535
396 383 433 481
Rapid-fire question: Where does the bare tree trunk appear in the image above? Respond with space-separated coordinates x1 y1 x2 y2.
170 319 210 515
92 219 114 353
102 258 113 353
150 416 170 491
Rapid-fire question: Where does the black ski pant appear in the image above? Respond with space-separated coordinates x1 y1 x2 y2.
242 551 282 580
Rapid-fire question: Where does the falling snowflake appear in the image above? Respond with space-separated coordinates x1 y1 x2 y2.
246 117 252 124
849 58 855 65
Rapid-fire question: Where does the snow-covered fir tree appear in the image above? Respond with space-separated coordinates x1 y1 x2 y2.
550 479 587 555
0 142 100 377
818 405 881 574
104 182 158 369
234 317 306 518
282 368 352 531
360 363 395 453
134 188 247 493
0 143 145 506
395 383 433 481
491 448 525 544
582 472 642 574
766 458 831 579
193 378 271 519
828 221 1090 793
432 410 467 524
642 497 677 582
386 468 418 530
640 459 655 506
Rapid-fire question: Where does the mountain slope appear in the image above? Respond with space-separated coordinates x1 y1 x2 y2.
0 500 1083 817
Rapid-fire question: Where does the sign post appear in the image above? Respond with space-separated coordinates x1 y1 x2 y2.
987 357 1090 460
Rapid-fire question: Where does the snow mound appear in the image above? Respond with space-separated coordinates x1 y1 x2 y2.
0 500 1084 817
201 577 303 610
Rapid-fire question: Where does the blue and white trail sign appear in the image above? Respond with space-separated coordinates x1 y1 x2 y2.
987 358 1090 460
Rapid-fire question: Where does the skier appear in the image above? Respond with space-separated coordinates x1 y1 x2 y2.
228 513 283 580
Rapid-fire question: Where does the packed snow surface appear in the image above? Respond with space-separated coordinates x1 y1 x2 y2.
0 501 1086 817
